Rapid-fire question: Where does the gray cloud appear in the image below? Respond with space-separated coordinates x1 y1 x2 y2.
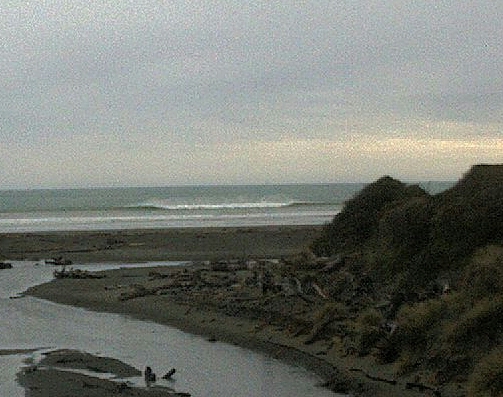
1 1 502 187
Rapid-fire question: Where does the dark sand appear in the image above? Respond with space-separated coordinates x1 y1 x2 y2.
0 225 323 262
9 225 444 396
18 349 188 397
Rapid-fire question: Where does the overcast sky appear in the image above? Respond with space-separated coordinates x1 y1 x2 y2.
1 1 502 188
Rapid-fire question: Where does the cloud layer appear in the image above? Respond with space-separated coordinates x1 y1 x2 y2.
1 1 502 187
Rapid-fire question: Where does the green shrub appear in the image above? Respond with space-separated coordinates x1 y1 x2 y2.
467 346 503 397
378 196 432 254
358 307 383 328
311 176 427 256
313 302 348 324
430 165 503 266
362 244 405 284
353 308 385 356
397 299 445 344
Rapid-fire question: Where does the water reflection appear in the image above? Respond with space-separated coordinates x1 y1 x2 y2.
0 261 342 397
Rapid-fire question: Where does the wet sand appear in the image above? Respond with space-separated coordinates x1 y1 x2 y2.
0 225 323 263
17 349 188 397
9 225 444 397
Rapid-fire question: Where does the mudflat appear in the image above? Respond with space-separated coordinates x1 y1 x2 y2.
18 349 189 397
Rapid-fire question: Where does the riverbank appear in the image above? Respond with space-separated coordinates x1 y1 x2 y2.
0 225 322 262
26 261 440 397
11 224 463 396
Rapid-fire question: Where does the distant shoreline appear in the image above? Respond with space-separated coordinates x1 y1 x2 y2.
0 225 324 263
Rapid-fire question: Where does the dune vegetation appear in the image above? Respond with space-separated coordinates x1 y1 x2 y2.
309 164 503 396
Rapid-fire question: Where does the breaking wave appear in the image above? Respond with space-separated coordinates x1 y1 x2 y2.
131 200 325 211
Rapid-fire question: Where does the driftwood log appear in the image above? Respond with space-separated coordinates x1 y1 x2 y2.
53 267 105 279
45 257 72 266
0 262 13 269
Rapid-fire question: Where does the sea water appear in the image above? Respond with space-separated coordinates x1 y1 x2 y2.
0 183 452 232
0 261 343 397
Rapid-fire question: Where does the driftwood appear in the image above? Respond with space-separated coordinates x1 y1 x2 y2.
53 267 104 279
312 283 329 299
45 257 72 266
119 285 149 301
406 381 441 396
349 367 397 385
162 368 176 379
148 271 169 279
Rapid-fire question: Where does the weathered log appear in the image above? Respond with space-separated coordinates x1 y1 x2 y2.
45 257 72 266
0 262 13 269
162 368 176 379
406 381 441 396
312 283 329 299
53 267 105 279
349 367 397 385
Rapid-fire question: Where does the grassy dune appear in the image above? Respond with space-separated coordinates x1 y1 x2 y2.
310 164 503 396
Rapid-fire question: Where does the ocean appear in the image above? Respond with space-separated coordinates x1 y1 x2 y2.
0 183 453 233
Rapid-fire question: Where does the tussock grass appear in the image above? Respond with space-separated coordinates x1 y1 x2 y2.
467 346 503 397
352 308 385 356
443 297 503 352
308 164 503 392
393 299 447 373
462 245 503 301
306 302 348 344
311 176 427 256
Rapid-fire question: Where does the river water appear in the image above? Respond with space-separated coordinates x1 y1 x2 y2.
0 261 342 397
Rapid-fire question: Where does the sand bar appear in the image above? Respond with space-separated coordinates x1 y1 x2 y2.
18 349 189 397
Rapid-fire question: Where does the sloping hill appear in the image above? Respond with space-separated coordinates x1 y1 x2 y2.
308 164 503 396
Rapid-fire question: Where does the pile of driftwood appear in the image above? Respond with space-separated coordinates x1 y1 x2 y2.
0 262 13 269
53 267 105 279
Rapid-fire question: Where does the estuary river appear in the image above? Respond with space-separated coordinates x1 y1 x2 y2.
0 261 342 397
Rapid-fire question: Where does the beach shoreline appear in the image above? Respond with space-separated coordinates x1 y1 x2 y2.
0 225 323 263
25 264 431 397
15 225 440 397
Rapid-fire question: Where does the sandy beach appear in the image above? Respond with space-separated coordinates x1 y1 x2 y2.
0 225 323 263
10 225 449 397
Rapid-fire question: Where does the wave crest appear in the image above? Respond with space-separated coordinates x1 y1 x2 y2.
131 200 320 211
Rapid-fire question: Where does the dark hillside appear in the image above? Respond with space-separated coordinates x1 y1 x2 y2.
307 164 503 396
429 164 503 264
311 176 428 256
313 164 503 277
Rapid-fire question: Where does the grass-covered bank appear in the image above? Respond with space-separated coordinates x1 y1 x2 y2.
309 164 503 396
